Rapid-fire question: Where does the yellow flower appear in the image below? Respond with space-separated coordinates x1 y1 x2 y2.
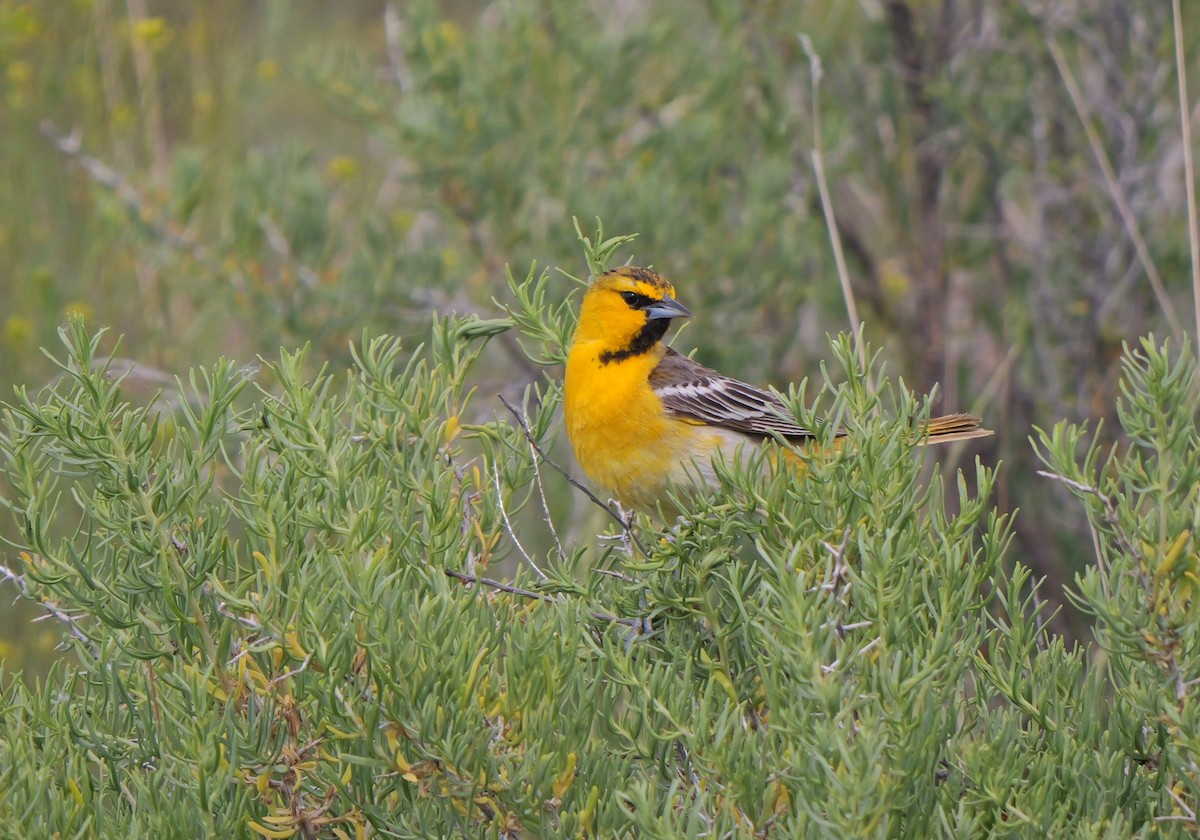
4 314 32 349
64 300 93 321
256 59 279 81
7 60 31 86
325 155 360 182
131 17 171 50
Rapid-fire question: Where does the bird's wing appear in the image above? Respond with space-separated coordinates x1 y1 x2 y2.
649 348 816 442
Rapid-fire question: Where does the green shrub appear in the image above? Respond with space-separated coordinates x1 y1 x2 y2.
6 0 1197 659
2 232 1197 837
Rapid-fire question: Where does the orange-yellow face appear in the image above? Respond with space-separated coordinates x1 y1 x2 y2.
571 266 692 358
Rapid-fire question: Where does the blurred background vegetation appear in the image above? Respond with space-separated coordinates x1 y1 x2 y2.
1 0 1198 675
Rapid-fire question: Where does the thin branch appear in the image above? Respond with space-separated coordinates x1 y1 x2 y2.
144 659 162 725
1045 37 1186 339
383 3 413 94
512 397 566 564
215 600 264 631
39 120 218 270
1084 511 1111 601
817 525 853 595
1160 785 1198 825
1037 468 1188 702
491 462 546 580
1031 585 1058 653
598 502 645 559
1 563 99 659
445 568 554 602
799 34 867 375
124 0 169 181
821 619 873 633
1172 0 1200 358
856 636 882 658
1036 470 1140 562
41 120 322 302
592 567 634 583
267 654 313 689
444 568 642 629
258 215 320 289
675 740 702 791
498 394 648 556
589 610 649 632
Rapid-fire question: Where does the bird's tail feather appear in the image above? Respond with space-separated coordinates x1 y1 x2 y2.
916 413 993 445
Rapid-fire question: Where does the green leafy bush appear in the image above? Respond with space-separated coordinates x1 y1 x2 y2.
2 233 1198 837
5 0 1198 658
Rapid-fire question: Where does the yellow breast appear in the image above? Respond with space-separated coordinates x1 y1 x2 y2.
564 341 743 513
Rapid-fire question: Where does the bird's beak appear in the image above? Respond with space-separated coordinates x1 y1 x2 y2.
642 295 692 321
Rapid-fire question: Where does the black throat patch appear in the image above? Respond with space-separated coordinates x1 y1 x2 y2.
599 318 671 364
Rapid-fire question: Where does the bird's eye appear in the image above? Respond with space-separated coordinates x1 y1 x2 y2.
620 291 645 308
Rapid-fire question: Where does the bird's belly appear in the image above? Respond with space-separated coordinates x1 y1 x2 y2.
564 381 679 509
565 374 757 512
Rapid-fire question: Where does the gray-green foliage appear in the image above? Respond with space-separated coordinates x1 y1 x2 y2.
0 238 1197 837
1032 337 1200 832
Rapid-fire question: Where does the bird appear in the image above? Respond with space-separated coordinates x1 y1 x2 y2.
563 265 991 515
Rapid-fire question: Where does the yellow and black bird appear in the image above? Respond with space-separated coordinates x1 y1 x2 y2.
563 266 991 514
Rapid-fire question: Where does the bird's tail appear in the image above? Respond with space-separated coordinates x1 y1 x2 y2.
916 413 993 445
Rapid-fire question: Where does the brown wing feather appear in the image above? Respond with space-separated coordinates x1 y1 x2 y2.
649 348 816 441
649 349 993 446
917 413 993 445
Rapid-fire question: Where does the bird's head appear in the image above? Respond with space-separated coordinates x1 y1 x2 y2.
574 266 692 356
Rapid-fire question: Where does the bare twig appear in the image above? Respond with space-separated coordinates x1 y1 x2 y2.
821 619 872 633
1084 511 1111 601
856 636 882 658
258 216 320 289
675 740 702 790
799 34 866 376
511 397 566 564
592 567 634 583
1036 470 1140 563
268 654 313 689
383 3 413 94
491 463 546 580
1172 0 1200 359
124 0 169 181
92 0 129 169
599 502 645 559
444 568 643 629
39 120 220 269
1028 578 1055 652
446 568 554 601
1159 785 1198 825
1037 469 1188 702
817 525 854 595
593 610 651 634
144 659 162 725
1 562 99 659
215 600 264 631
41 121 323 304
1045 37 1186 339
498 394 648 556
